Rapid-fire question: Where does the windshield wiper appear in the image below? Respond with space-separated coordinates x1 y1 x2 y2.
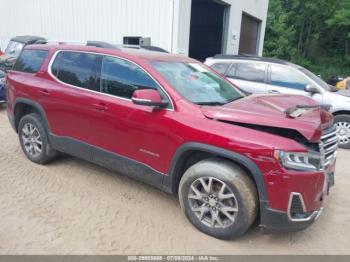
196 101 225 106
196 96 243 106
224 96 244 104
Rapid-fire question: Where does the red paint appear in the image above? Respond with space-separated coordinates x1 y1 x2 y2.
6 44 334 213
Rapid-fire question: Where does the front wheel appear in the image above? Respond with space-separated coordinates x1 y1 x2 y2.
334 115 350 149
178 158 258 240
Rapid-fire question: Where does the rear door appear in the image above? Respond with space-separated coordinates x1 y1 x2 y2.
225 62 267 94
41 51 102 159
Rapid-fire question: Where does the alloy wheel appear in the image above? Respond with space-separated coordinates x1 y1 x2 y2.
335 121 350 145
188 177 239 229
21 123 43 158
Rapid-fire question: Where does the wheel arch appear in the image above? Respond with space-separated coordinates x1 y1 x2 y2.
14 98 50 133
333 110 350 116
164 142 268 205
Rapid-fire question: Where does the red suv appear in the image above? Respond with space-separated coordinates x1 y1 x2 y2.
6 44 338 239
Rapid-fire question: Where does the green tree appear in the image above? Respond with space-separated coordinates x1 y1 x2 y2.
264 0 350 80
263 0 296 59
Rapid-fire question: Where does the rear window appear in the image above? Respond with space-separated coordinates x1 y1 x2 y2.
226 63 266 83
51 51 101 91
13 49 48 73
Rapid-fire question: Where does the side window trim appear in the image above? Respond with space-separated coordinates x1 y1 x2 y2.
48 50 174 110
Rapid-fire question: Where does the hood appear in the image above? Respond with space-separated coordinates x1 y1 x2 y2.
200 94 333 143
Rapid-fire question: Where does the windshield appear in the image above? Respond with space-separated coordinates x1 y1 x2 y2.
5 41 25 58
152 62 244 105
299 67 333 91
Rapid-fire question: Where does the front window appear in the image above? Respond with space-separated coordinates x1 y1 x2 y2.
152 62 244 105
5 41 25 58
299 67 333 91
270 65 312 91
101 56 160 99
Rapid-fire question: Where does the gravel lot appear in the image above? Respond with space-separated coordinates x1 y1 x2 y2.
0 105 349 255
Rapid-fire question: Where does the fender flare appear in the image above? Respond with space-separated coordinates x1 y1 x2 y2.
13 98 51 132
163 142 268 204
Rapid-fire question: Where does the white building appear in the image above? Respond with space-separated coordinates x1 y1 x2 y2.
0 0 269 60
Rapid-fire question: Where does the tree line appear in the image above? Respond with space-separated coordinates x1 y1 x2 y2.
264 0 350 80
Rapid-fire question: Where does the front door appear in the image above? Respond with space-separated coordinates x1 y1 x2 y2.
266 64 320 99
90 55 176 176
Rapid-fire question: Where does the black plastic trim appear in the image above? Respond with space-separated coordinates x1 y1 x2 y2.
13 98 51 133
260 207 317 234
164 142 268 203
49 134 165 191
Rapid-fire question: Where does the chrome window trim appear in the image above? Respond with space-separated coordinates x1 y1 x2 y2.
47 50 174 111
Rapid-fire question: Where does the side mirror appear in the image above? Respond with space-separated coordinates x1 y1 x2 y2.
305 85 320 94
131 89 168 108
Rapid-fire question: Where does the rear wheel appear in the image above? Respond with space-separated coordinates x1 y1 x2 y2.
334 115 350 149
18 113 57 164
179 158 258 239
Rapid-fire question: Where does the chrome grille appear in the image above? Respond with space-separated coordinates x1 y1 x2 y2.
320 126 339 168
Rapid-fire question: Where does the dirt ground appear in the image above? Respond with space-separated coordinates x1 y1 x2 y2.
0 105 349 255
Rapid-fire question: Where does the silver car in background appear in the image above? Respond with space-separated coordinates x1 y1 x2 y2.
205 55 350 149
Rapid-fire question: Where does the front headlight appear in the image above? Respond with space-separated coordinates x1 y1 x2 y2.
274 150 323 172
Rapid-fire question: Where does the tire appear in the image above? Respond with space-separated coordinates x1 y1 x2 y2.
179 158 258 240
334 114 350 149
18 113 57 164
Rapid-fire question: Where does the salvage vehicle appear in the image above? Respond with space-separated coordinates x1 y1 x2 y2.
0 35 45 72
6 43 338 239
205 55 350 148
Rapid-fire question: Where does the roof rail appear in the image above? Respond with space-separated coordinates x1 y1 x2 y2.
213 54 260 59
34 39 168 53
212 54 292 66
118 44 169 53
35 39 121 50
86 41 120 50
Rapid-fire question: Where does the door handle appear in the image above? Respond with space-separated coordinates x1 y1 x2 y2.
268 89 280 94
39 89 50 96
93 103 108 112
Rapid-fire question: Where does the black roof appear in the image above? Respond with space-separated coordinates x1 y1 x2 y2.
10 35 46 44
213 54 296 67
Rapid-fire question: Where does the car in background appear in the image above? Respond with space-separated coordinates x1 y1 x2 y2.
0 35 45 72
328 75 345 87
335 77 350 90
205 55 350 149
0 70 6 102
